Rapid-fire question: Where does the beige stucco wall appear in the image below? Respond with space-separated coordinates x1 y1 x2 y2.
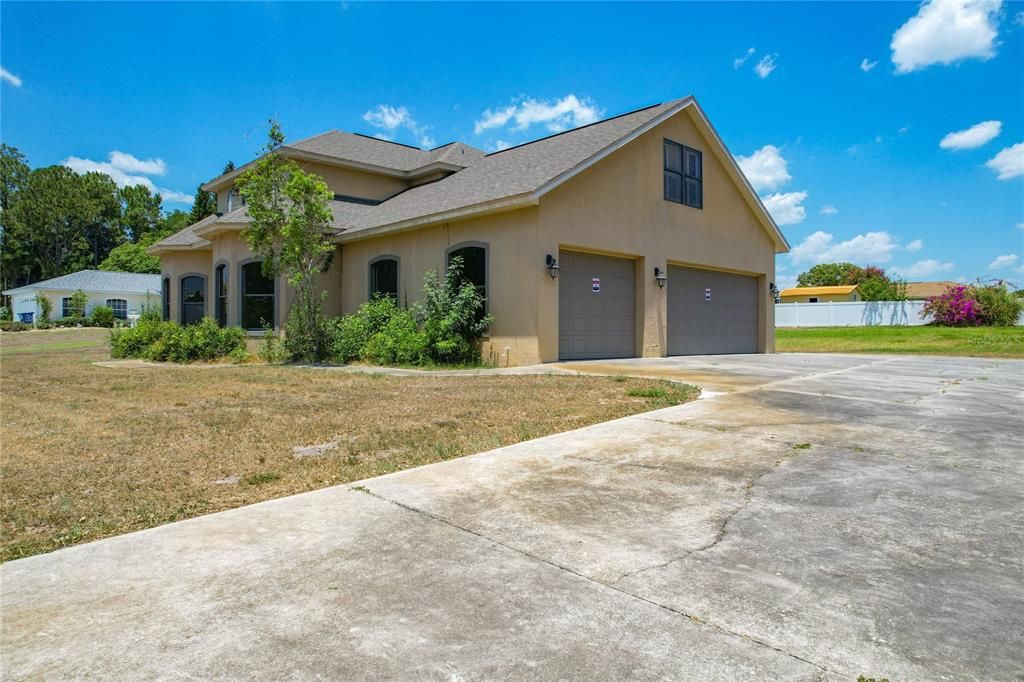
339 208 544 367
161 234 342 330
535 108 777 360
216 162 408 213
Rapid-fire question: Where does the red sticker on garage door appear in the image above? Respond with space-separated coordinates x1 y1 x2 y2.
592 277 601 293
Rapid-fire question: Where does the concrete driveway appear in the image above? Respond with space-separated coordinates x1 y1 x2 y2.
3 354 1022 680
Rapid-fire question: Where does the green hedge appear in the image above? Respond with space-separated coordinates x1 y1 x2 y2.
110 317 246 363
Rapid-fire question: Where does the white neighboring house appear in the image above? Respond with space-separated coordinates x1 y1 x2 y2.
2 270 161 325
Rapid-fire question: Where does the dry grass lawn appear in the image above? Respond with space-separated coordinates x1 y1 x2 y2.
1 328 697 561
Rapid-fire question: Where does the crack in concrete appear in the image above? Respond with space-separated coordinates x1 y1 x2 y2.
355 485 833 677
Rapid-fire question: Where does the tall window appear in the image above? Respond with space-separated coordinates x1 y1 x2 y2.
369 257 399 301
664 140 702 209
61 297 73 318
180 276 206 326
106 298 128 320
215 264 228 327
241 262 275 330
447 244 487 317
162 277 170 321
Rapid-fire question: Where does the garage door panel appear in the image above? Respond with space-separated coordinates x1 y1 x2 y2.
667 265 759 356
559 251 636 361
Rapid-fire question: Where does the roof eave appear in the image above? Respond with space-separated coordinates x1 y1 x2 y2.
334 193 537 243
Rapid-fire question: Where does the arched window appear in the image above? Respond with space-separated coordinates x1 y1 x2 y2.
241 261 275 330
105 299 127 320
215 264 228 327
369 257 399 301
447 244 487 316
180 276 206 326
162 277 170 321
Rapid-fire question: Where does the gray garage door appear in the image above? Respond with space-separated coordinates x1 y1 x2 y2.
559 251 636 360
667 266 759 355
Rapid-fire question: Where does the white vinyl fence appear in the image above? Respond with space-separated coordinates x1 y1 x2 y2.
776 300 931 327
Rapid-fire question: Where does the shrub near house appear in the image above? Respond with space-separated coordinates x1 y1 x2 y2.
923 283 1023 327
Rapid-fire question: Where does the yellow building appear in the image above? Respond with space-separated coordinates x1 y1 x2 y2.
778 285 861 303
150 96 790 365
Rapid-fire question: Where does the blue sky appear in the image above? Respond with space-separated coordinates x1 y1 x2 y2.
1 1 1022 286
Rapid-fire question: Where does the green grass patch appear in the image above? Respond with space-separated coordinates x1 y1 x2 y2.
776 326 1024 358
627 381 700 408
243 472 281 486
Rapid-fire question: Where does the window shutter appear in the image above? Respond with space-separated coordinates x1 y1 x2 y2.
685 149 701 179
664 142 682 173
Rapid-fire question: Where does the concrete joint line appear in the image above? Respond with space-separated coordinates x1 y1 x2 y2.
353 484 832 677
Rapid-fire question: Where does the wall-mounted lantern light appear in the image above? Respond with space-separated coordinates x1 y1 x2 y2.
769 281 780 302
546 254 560 279
654 266 667 288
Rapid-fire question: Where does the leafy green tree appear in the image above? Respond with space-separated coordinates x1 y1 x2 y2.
99 241 160 273
236 121 335 361
1 143 29 213
119 184 162 243
158 209 192 239
67 289 89 318
34 293 52 323
189 185 217 223
796 262 863 287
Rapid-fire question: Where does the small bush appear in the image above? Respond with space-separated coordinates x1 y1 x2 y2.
258 326 291 364
922 285 981 326
110 317 246 363
362 308 428 365
54 317 89 328
228 347 252 364
416 257 493 365
34 294 52 323
974 283 1023 327
331 296 401 363
0 321 31 332
923 283 1024 327
0 306 9 321
90 306 116 328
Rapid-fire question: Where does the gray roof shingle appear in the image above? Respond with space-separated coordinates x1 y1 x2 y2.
153 98 696 249
3 270 162 296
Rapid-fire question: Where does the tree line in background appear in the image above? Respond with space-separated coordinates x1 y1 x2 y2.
0 144 232 290
795 262 908 301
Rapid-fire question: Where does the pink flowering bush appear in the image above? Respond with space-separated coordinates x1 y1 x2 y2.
922 285 982 326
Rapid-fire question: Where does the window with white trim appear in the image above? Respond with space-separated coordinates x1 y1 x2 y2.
106 298 127 320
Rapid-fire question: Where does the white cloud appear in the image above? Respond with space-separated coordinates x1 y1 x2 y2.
860 58 879 72
61 151 190 204
1017 223 1024 230
988 254 1019 269
939 120 1002 149
891 259 954 278
362 104 435 148
736 145 792 192
0 66 22 87
762 191 808 226
891 0 1002 74
492 140 512 152
474 94 602 135
898 126 911 135
734 47 756 68
754 54 777 78
820 204 838 216
790 230 901 265
985 142 1024 180
906 238 924 252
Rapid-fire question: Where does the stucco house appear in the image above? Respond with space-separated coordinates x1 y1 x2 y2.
779 285 861 304
149 96 789 365
2 270 161 324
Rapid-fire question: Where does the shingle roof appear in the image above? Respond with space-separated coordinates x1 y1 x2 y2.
2 270 162 296
779 285 860 297
154 97 787 252
337 100 678 235
149 213 218 250
288 132 483 171
904 281 957 300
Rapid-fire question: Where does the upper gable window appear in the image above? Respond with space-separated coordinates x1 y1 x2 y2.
664 140 702 209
